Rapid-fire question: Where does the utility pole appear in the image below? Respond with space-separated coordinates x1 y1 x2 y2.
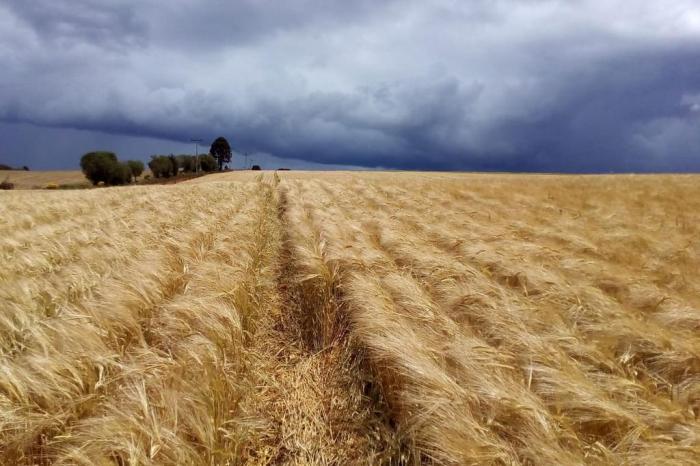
244 152 249 170
190 138 202 173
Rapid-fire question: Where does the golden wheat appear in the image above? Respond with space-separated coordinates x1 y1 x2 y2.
2 171 699 464
276 174 700 464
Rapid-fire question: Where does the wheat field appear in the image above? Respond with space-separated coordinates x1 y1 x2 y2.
1 171 699 465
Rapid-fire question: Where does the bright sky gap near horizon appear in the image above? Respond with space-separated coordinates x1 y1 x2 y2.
1 1 699 172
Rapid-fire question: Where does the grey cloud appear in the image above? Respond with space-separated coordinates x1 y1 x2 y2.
1 0 699 171
5 0 147 48
146 0 402 50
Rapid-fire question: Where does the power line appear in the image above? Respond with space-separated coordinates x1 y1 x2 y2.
229 145 251 169
190 139 203 173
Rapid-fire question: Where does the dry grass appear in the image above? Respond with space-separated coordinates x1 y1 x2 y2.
0 170 90 189
2 171 699 464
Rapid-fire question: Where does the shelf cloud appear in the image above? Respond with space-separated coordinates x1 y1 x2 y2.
1 0 699 171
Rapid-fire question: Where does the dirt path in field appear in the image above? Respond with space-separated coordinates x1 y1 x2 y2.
241 183 399 465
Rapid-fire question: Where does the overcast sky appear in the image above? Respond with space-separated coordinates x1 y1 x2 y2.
1 0 699 171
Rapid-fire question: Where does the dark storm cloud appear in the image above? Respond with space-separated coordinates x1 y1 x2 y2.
146 0 402 50
1 0 699 171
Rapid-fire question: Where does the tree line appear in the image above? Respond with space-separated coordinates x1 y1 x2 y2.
80 136 233 186
0 164 30 171
80 152 144 186
147 154 218 178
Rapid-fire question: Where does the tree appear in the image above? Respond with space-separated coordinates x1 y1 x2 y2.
199 154 217 172
80 151 119 185
148 155 173 178
168 154 179 176
251 165 261 171
209 136 232 171
126 160 145 179
107 162 133 185
177 155 197 173
79 151 135 186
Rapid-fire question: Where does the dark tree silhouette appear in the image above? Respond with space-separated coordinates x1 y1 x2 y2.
210 137 232 171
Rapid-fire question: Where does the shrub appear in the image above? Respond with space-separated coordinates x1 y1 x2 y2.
126 160 145 179
148 155 173 178
199 154 217 172
251 165 261 171
0 177 14 190
175 155 197 173
80 151 134 186
45 183 59 189
107 162 133 186
80 151 119 185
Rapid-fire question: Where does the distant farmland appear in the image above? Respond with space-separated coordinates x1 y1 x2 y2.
1 171 699 464
0 170 90 189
